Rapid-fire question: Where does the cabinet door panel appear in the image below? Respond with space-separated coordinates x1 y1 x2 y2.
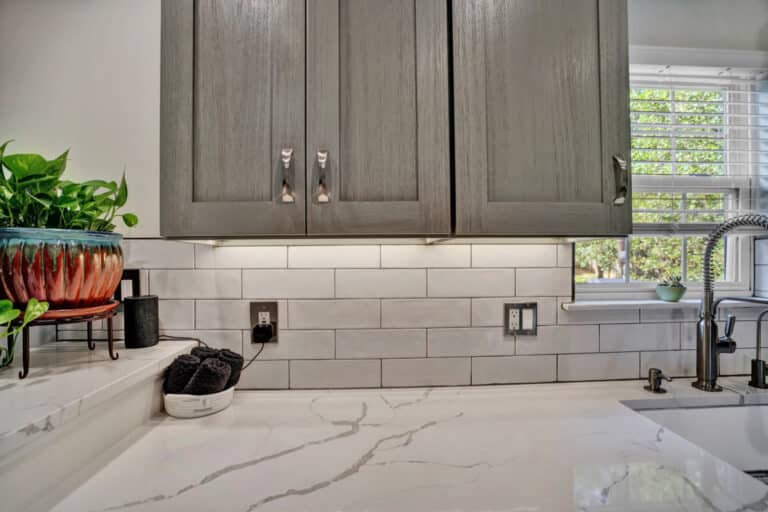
161 0 305 237
307 0 451 236
454 0 631 236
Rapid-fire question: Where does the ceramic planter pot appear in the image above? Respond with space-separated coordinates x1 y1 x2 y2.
0 228 123 309
656 284 687 302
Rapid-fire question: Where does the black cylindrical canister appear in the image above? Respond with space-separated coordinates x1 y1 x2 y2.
124 295 159 349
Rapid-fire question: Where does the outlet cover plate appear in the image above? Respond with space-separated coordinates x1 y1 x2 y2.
250 302 278 343
504 303 537 336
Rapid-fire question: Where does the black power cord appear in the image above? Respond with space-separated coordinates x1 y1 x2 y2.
158 334 265 371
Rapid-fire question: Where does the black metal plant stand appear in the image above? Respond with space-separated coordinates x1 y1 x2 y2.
16 301 120 380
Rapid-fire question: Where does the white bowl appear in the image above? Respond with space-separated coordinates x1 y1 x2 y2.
163 386 234 418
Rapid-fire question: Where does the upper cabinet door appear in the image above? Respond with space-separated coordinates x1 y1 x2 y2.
453 0 631 236
306 0 451 236
161 0 305 237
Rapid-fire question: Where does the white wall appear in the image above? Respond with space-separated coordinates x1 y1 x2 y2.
0 0 160 237
629 0 768 52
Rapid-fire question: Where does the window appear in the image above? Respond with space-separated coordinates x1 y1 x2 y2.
576 66 767 294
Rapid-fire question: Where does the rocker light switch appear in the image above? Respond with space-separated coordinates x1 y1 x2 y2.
505 303 537 336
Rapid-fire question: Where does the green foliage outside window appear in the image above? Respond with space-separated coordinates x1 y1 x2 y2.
576 86 733 286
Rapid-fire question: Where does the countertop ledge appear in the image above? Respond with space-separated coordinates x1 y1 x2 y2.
0 340 196 459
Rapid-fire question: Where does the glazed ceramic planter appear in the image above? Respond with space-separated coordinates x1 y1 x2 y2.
655 284 687 302
0 228 123 309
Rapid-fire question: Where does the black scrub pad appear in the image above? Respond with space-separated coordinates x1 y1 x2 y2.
217 349 244 389
182 357 232 395
191 346 220 362
164 354 201 394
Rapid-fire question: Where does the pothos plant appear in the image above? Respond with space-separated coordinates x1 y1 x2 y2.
0 298 49 369
0 140 138 231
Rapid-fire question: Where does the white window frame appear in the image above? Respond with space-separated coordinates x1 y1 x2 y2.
577 66 762 300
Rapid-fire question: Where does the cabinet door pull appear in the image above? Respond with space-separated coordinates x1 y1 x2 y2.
280 147 295 203
316 150 330 204
612 155 628 206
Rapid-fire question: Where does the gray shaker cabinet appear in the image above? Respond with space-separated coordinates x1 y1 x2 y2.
306 0 451 236
161 0 450 238
162 0 629 238
453 0 632 236
161 0 306 237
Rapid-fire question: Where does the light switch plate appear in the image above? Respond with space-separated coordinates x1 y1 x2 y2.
504 303 537 336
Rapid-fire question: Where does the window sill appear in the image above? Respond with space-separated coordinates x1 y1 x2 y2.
562 298 768 312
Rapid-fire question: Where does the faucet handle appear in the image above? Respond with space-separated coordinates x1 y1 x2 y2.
724 314 736 338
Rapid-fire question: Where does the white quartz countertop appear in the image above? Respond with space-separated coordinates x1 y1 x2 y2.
0 340 196 459
49 379 768 512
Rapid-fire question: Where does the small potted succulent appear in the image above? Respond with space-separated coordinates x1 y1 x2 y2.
0 140 138 310
656 275 687 302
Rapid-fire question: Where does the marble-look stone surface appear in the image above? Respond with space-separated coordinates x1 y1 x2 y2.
0 340 195 458
50 381 768 512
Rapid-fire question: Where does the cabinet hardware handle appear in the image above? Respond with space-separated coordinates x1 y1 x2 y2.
280 147 295 203
612 155 628 206
316 150 330 203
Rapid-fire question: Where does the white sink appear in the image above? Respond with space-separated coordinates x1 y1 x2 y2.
641 405 768 473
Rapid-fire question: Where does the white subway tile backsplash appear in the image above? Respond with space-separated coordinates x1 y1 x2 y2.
756 239 768 265
244 330 335 360
290 360 380 388
557 352 639 381
336 270 426 298
755 265 768 293
289 246 379 268
600 323 680 352
681 322 696 350
381 299 470 328
157 300 195 330
111 238 726 388
471 297 557 326
516 268 571 296
557 244 573 268
243 270 334 299
382 358 471 387
335 329 426 359
720 348 752 375
428 269 515 297
472 355 556 385
288 300 380 329
195 245 287 268
123 240 195 269
196 300 250 329
160 330 243 353
471 245 557 268
640 307 697 323
515 325 598 355
640 350 696 378
427 327 513 357
238 361 289 389
150 269 241 299
381 245 470 268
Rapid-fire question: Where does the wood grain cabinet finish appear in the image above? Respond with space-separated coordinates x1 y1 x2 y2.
307 0 451 236
161 0 306 237
453 0 631 236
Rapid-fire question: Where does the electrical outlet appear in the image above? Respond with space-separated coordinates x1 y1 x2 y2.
508 309 520 331
504 303 537 336
250 302 278 343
